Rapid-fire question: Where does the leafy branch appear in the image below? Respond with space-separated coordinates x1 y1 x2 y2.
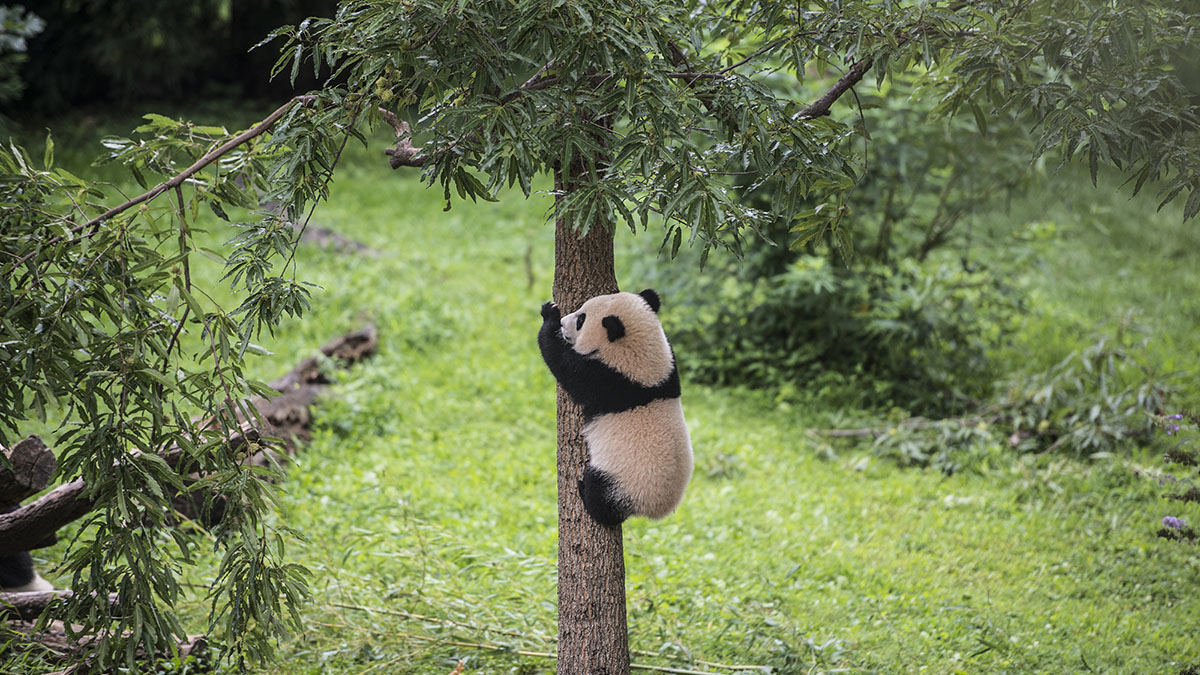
0 90 365 669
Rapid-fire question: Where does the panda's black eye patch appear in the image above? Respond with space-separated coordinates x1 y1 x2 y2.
576 313 586 330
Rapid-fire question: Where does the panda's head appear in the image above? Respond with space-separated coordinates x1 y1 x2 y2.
560 289 673 387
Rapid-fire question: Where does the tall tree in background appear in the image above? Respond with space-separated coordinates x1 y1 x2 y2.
2 0 1197 672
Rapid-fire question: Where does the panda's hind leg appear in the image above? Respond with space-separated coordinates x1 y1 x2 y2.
578 466 630 527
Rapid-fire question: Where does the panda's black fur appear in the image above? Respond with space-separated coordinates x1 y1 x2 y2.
0 505 53 592
538 288 693 527
0 551 43 590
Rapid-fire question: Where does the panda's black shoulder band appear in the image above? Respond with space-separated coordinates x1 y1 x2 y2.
574 361 681 419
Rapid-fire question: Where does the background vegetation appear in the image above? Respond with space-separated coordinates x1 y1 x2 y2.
6 118 1194 673
3 0 1200 673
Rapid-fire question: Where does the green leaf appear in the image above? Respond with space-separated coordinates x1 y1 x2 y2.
1184 186 1200 223
290 43 302 86
42 131 53 168
969 102 988 136
139 368 176 389
131 165 149 190
176 280 205 318
165 284 180 315
209 200 230 222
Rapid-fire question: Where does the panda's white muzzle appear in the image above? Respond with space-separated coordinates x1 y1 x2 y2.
561 315 577 346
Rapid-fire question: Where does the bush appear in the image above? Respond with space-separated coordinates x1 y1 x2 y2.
634 73 1034 418
998 315 1173 455
652 253 1023 417
868 317 1176 472
1154 408 1200 545
0 5 43 117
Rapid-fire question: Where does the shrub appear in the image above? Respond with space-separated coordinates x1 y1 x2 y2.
1154 408 1200 545
998 315 1173 456
649 252 1023 417
868 318 1176 472
0 5 43 118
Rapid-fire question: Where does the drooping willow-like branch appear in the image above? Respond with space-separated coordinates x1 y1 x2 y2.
80 94 317 229
795 57 875 119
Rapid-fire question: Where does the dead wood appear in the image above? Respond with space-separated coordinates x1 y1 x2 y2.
0 436 58 509
174 324 377 520
0 326 377 551
0 591 119 622
0 481 92 557
248 323 377 451
2 618 208 673
295 223 381 257
0 428 260 557
257 195 381 257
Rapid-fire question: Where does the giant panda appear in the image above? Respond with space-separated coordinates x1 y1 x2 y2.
0 507 53 593
0 551 53 593
538 289 693 527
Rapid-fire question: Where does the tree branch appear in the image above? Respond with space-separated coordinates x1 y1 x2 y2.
795 57 875 120
379 108 427 169
80 95 317 230
794 28 931 120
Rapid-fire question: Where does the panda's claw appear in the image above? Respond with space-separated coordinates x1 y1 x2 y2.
540 301 560 321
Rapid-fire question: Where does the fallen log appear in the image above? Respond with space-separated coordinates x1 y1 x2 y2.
0 325 378 551
1 618 208 673
0 590 118 622
177 324 377 518
0 436 58 509
251 323 378 450
0 481 92 558
0 428 261 558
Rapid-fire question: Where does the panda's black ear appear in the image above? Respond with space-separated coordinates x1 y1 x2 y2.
602 315 626 342
638 288 661 313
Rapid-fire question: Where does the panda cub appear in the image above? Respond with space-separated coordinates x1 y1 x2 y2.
0 507 53 593
538 289 693 527
0 551 53 593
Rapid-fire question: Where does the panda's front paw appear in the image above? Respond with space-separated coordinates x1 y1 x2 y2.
540 301 560 321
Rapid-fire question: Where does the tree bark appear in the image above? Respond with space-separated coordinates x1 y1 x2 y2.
0 480 93 557
0 435 57 509
552 164 629 675
0 590 118 621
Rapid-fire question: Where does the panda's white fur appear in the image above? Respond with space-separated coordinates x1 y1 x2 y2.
583 398 693 519
560 293 675 388
538 289 693 525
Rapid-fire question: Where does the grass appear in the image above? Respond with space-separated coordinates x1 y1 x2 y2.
979 168 1200 397
18 112 1200 674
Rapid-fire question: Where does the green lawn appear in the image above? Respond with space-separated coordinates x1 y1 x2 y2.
26 118 1200 674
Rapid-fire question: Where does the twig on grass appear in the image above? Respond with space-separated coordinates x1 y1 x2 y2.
328 602 769 673
808 404 1010 438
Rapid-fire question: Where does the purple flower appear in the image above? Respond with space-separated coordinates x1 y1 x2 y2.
1167 413 1185 420
1162 516 1188 530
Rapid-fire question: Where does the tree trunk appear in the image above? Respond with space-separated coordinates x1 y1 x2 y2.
552 164 629 675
